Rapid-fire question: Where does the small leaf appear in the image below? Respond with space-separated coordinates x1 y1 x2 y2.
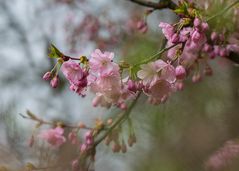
26 110 38 120
49 44 63 58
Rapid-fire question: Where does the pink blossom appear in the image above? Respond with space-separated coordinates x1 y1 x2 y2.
61 60 88 95
137 20 148 34
68 131 78 145
84 131 94 145
61 60 84 85
179 27 192 42
193 18 201 27
227 44 239 53
89 49 119 76
201 22 209 31
88 50 123 108
43 72 52 81
159 22 175 41
175 81 184 91
137 59 176 87
39 127 66 147
175 65 186 80
211 32 218 41
50 76 59 88
147 80 172 104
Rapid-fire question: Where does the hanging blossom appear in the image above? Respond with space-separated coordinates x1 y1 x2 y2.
137 59 176 104
61 60 88 96
38 127 66 147
88 49 130 109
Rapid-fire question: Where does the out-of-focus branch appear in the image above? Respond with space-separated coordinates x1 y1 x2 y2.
127 0 177 10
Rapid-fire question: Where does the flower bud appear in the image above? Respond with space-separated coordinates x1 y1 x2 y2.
219 48 228 57
201 22 209 31
121 141 127 153
92 96 101 107
80 143 87 153
42 72 52 81
175 65 186 80
71 160 79 171
175 81 184 91
211 32 218 41
137 20 148 34
193 18 201 27
119 102 127 110
112 143 121 153
191 30 201 42
203 44 212 52
68 132 78 145
127 80 137 92
192 73 202 83
50 76 59 88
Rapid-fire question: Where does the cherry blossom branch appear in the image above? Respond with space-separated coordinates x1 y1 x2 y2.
127 0 177 10
19 111 93 130
207 0 239 22
93 92 141 146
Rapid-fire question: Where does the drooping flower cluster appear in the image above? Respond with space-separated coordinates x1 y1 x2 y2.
137 59 176 104
205 140 239 171
61 60 88 96
88 49 122 108
38 127 66 147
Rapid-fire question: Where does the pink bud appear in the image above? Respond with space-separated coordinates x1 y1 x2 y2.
191 30 201 42
112 143 121 153
43 72 52 81
137 20 148 34
211 32 218 41
201 22 209 31
68 132 78 145
80 143 87 153
175 65 186 80
219 48 228 57
193 18 201 27
213 45 220 56
50 76 59 88
219 34 225 42
175 81 184 91
127 80 137 92
71 160 79 171
92 96 101 107
119 103 127 110
203 44 212 52
137 20 146 30
192 73 202 83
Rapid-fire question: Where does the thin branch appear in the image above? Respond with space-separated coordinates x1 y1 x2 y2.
19 113 93 130
93 92 141 146
127 0 177 10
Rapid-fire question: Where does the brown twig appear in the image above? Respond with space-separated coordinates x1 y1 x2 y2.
127 0 177 10
19 112 93 130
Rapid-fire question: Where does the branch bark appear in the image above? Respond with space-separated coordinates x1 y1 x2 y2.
127 0 177 10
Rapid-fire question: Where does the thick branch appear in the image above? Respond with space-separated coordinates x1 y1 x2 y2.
127 0 177 10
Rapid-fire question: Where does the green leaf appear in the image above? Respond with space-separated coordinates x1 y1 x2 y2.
48 44 63 58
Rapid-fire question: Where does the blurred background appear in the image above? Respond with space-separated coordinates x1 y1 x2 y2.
0 0 239 171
